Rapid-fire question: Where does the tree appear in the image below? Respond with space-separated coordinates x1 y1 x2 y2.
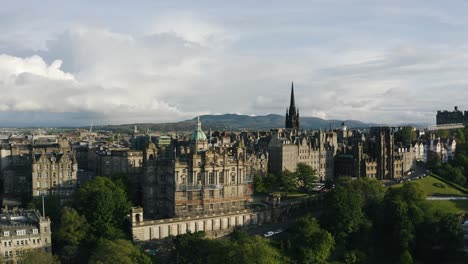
89 239 151 264
74 176 131 240
320 185 365 241
456 128 466 143
280 170 297 194
395 127 417 144
20 250 60 264
437 213 463 255
296 163 318 192
254 174 266 193
57 207 89 247
231 235 285 264
172 231 285 264
289 215 335 264
380 183 426 262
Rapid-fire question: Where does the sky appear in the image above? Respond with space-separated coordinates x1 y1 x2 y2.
1 0 468 126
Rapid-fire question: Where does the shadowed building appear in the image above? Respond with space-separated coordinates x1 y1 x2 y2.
285 82 299 131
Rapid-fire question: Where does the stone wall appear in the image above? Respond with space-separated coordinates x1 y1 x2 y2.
131 209 273 241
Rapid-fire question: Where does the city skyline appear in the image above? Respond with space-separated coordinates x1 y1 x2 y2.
2 1 468 126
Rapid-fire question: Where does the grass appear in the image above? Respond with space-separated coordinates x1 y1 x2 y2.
391 176 467 197
428 200 468 214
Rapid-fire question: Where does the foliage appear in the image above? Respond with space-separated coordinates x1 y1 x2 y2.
278 163 318 194
89 239 152 264
395 126 417 144
57 207 89 247
172 231 285 264
320 184 365 242
280 170 297 194
289 215 335 264
20 250 60 264
380 183 426 262
254 174 267 193
296 163 318 192
74 176 131 240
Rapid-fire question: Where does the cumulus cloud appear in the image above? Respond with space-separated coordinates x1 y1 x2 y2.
2 1 468 126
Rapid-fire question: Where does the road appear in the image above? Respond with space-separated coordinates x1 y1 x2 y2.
427 196 468 200
383 163 428 187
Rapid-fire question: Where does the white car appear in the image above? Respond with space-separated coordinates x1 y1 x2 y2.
263 231 275 237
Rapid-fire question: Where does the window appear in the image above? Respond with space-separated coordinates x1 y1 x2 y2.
209 204 214 210
231 172 236 183
220 189 224 197
32 229 38 234
197 173 201 182
16 230 26 236
208 172 214 184
209 190 214 198
219 172 224 184
3 231 9 236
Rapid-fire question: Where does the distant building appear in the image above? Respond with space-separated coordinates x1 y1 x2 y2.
285 82 300 131
436 106 468 125
0 210 52 263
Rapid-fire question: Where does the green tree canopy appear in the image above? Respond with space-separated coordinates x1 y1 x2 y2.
89 239 151 264
280 170 297 194
296 163 318 192
74 176 131 240
20 250 60 264
57 207 89 247
289 215 335 264
320 184 365 241
395 127 417 144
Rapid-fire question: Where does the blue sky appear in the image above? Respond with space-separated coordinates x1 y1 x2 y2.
1 1 468 126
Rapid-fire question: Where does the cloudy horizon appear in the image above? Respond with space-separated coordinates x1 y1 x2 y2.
1 1 468 126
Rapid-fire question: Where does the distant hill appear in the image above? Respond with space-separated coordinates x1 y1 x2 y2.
99 114 372 133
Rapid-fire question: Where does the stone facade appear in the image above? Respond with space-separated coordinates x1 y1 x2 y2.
0 210 51 264
141 119 254 220
31 153 78 197
268 129 337 181
131 207 271 241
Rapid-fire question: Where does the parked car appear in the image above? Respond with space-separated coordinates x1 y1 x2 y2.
264 231 275 237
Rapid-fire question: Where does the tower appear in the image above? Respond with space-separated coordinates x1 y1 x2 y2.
285 82 300 130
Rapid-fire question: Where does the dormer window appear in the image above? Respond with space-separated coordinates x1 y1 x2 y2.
3 231 9 236
16 230 26 236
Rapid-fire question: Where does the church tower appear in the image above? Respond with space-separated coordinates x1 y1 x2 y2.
285 82 300 130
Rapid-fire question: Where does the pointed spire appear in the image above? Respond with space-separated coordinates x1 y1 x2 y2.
197 115 202 131
290 82 295 108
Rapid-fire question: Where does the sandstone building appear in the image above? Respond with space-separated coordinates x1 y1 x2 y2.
0 210 51 264
142 117 254 219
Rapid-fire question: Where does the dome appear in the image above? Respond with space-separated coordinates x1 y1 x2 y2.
190 116 207 141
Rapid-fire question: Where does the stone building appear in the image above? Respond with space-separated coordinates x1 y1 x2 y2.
93 148 144 177
268 129 337 181
0 138 76 204
436 106 468 125
142 117 254 219
285 83 299 131
31 152 78 197
0 210 51 264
